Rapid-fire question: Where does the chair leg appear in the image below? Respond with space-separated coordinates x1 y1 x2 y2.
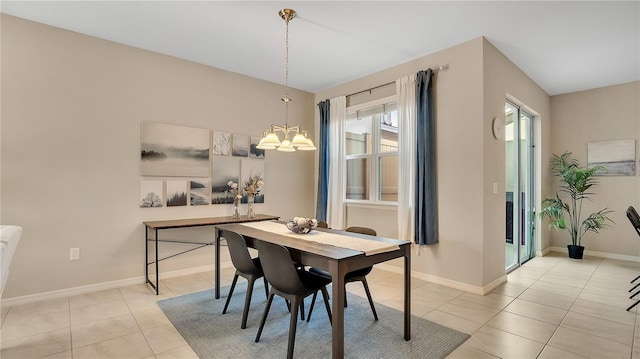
241 278 256 329
361 278 378 321
287 297 300 359
262 276 269 298
630 289 640 299
306 291 319 322
255 293 275 342
627 299 640 312
344 284 348 308
321 286 332 325
629 281 640 293
632 274 640 283
222 274 239 314
300 299 305 321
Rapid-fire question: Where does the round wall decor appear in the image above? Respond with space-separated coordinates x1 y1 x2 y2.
492 117 503 139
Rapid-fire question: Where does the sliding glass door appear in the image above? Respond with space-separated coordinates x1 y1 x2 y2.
505 101 535 272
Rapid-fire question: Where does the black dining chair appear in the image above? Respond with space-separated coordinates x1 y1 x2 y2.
221 231 269 329
254 240 332 359
626 206 640 312
307 226 379 321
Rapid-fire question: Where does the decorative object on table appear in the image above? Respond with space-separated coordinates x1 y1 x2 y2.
189 180 210 206
140 180 163 207
243 174 263 218
140 122 210 177
539 151 614 259
285 217 319 234
241 159 265 203
166 180 188 207
226 181 242 219
256 8 316 152
587 139 636 176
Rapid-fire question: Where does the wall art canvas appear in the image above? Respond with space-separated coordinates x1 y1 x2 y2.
166 180 188 207
140 180 163 208
190 180 210 206
141 122 210 177
212 131 231 156
241 159 265 203
211 156 240 204
250 136 266 159
232 134 249 157
588 139 636 176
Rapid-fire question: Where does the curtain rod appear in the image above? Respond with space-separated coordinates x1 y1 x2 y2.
345 65 448 98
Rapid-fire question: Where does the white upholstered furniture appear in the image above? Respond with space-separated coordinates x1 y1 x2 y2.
1 225 22 296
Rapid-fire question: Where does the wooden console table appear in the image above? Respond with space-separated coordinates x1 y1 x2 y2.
143 214 279 295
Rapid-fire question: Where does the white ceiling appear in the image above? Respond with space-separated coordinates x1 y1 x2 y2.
2 1 639 95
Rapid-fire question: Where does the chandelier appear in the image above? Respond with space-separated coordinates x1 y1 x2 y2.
257 8 316 152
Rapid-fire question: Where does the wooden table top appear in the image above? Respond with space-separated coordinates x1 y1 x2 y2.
143 214 280 230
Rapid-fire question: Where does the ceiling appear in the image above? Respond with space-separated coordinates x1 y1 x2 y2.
2 1 638 96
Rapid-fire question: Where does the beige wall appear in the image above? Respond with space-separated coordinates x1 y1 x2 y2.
315 37 552 291
1 15 316 299
549 81 640 256
482 38 551 285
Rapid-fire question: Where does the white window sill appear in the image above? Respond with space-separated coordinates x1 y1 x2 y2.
345 201 398 211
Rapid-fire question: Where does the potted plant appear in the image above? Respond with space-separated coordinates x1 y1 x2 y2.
539 152 613 259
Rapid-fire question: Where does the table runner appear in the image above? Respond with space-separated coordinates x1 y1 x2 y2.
239 221 399 256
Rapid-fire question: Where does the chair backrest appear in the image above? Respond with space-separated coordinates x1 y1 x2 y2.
345 226 377 236
626 206 640 237
1 225 22 296
224 231 259 274
255 240 306 295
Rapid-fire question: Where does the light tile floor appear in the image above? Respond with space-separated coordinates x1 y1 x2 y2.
1 252 639 358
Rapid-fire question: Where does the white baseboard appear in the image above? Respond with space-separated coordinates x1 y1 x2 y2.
548 246 640 262
1 261 234 308
375 263 507 295
536 247 551 257
5 257 523 307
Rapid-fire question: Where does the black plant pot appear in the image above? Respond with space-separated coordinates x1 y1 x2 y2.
567 245 585 259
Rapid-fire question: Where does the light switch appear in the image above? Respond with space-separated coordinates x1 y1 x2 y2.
492 183 498 194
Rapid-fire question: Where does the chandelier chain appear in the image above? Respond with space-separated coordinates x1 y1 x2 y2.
284 13 290 125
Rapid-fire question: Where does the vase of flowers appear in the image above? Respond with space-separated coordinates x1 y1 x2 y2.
243 175 263 218
226 181 242 219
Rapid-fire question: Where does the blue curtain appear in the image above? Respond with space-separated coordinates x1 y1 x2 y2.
415 69 438 245
315 99 330 221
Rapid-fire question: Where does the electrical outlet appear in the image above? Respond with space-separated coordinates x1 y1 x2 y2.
492 182 498 194
70 248 80 261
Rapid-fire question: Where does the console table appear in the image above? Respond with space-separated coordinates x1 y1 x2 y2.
143 214 279 295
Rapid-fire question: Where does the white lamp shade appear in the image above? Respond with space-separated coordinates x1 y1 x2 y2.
256 137 277 150
291 133 308 147
277 139 295 152
262 132 282 146
297 138 316 151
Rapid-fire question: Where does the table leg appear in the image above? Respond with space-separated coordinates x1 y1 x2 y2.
155 228 159 295
215 227 221 299
145 226 149 285
404 244 411 340
329 261 345 358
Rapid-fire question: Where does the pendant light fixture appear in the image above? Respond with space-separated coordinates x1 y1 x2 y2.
257 8 316 152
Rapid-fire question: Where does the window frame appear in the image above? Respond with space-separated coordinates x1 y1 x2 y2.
345 95 398 206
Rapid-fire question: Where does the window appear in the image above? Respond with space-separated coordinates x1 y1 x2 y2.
345 97 398 203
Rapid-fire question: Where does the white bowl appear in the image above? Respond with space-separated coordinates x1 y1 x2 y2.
285 218 318 234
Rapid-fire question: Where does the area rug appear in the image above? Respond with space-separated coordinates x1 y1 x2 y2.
158 281 469 358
